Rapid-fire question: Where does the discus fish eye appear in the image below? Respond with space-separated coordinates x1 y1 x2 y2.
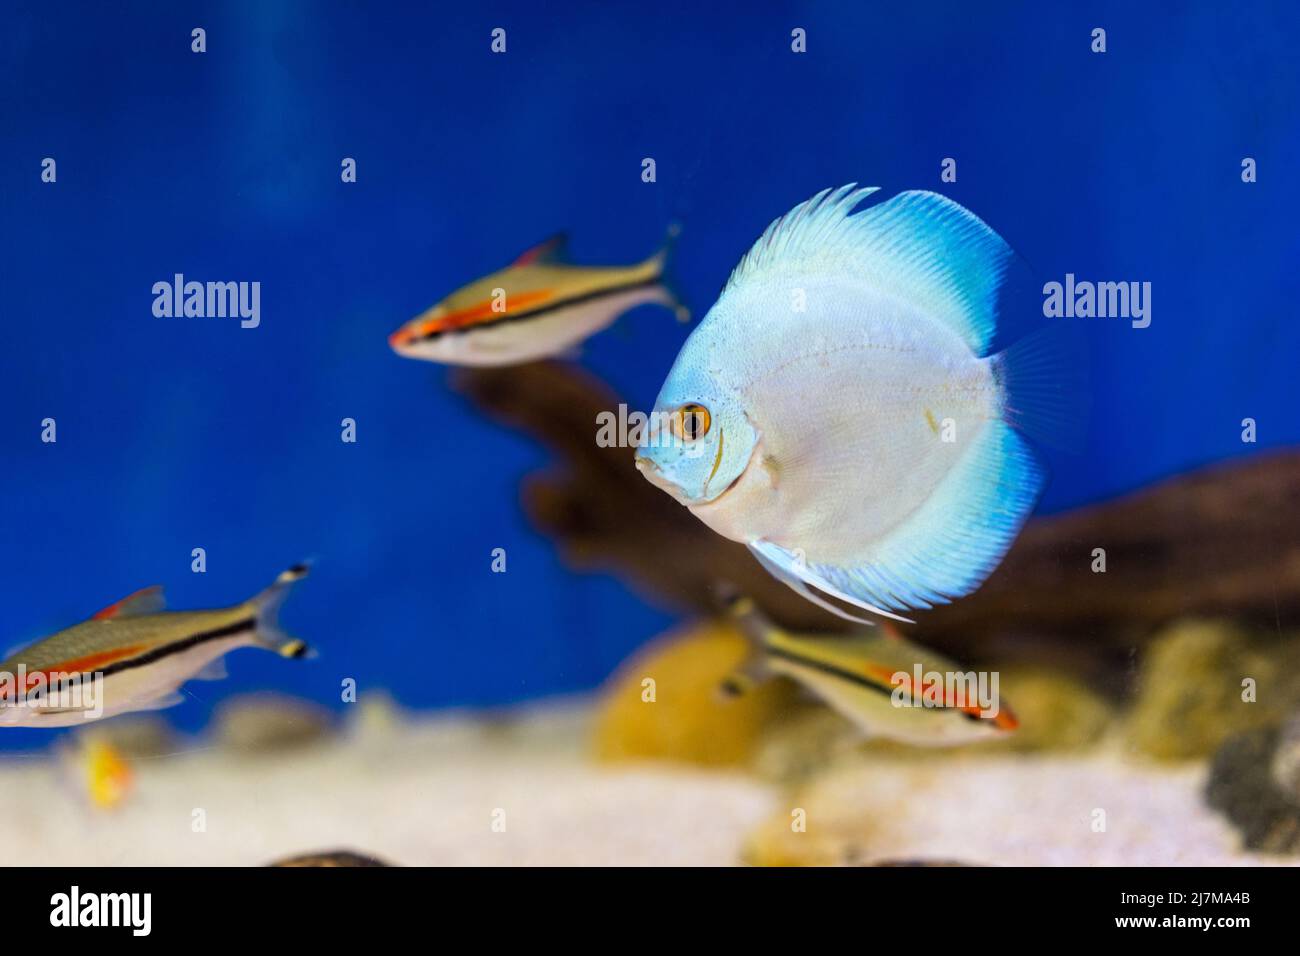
671 403 712 442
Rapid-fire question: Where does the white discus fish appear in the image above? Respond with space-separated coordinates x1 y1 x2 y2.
635 185 1064 622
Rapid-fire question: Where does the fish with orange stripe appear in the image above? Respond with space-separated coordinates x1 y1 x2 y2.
0 565 312 727
388 227 687 366
719 594 1017 746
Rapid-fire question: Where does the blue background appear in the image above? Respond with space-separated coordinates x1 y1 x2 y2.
2 1 1297 746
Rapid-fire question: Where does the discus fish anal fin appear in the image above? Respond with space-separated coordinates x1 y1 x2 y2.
512 233 569 267
92 585 166 620
726 185 1011 357
748 542 905 625
802 421 1044 613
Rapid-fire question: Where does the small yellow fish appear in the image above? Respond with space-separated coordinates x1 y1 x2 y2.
0 565 312 728
722 595 1017 746
389 229 686 366
80 738 134 810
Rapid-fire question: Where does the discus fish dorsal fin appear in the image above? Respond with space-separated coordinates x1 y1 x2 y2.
726 185 1011 357
512 233 569 267
92 585 166 621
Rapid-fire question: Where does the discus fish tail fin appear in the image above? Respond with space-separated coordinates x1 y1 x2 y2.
251 564 314 659
993 324 1088 452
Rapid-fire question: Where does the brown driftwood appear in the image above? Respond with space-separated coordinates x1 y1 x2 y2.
452 362 1300 676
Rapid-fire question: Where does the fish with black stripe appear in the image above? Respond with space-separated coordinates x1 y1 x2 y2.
721 594 1017 746
0 565 312 727
388 228 687 366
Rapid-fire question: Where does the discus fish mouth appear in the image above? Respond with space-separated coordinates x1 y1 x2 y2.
633 453 716 506
634 445 746 508
634 454 690 502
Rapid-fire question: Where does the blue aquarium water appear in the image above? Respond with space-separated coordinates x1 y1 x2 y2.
2 1 1297 746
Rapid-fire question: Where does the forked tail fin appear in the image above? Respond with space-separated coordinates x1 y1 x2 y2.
251 564 313 659
649 222 690 323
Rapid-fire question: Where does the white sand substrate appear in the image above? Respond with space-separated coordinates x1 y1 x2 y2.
0 701 1291 866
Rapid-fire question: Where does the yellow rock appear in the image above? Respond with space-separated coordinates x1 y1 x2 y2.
594 618 802 767
1124 619 1300 761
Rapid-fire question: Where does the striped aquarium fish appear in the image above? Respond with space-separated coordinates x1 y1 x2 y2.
0 566 312 728
388 229 687 366
721 595 1017 746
